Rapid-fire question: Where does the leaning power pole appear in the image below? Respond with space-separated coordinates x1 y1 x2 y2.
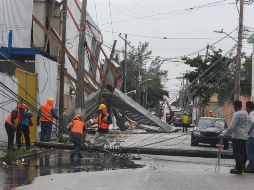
123 34 127 93
234 0 244 101
75 0 87 110
59 0 67 128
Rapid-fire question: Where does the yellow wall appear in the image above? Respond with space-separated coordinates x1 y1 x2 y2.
15 69 37 143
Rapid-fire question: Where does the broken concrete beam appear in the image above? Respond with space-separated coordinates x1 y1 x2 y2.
105 85 173 132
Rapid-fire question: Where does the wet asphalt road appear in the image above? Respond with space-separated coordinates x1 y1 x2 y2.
0 131 236 189
15 155 254 190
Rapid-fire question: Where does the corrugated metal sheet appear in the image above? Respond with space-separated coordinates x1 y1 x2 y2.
15 68 37 143
0 0 33 48
104 86 173 132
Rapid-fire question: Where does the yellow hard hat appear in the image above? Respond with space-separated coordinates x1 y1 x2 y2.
98 103 106 110
47 98 55 105
73 115 81 120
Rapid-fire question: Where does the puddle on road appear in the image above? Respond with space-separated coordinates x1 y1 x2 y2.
0 149 143 189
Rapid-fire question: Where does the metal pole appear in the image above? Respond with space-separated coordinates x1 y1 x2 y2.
75 0 87 110
234 0 244 101
138 56 142 104
59 0 67 130
145 75 148 108
123 34 127 93
252 43 254 101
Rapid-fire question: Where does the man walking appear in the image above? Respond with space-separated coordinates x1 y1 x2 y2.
67 115 86 159
16 103 33 150
91 103 111 145
181 111 190 133
221 100 249 174
37 98 59 142
245 101 254 173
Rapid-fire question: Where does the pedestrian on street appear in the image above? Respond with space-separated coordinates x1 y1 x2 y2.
4 107 21 150
37 98 59 142
67 115 86 159
16 103 33 150
181 111 190 133
245 101 254 173
220 100 249 174
207 110 214 117
91 103 111 145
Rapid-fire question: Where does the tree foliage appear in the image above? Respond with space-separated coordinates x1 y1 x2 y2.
182 50 252 105
146 57 168 108
240 55 252 96
113 42 168 107
182 49 234 105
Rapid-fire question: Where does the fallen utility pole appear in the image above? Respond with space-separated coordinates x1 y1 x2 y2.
59 0 67 131
75 0 87 110
35 141 233 159
234 0 244 101
99 40 117 100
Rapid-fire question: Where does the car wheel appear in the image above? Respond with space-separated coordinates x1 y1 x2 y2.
191 135 199 146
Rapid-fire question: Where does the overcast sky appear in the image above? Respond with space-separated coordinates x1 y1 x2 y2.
87 0 254 99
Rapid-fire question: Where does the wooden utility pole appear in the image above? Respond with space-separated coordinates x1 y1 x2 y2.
75 0 87 110
59 0 67 129
138 56 142 104
123 34 127 93
99 40 117 100
234 0 244 101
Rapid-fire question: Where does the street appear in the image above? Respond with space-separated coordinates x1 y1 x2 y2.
0 131 237 190
0 0 254 189
14 155 254 190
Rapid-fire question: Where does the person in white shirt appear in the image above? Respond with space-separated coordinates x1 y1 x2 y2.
221 101 249 174
245 101 254 173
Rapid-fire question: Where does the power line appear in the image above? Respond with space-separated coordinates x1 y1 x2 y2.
131 0 157 14
167 45 237 103
100 0 232 25
101 27 238 63
112 0 143 18
101 29 214 40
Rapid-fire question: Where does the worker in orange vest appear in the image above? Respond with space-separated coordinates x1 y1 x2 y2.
207 110 214 117
4 106 21 150
91 103 111 145
67 115 85 159
37 98 59 142
16 103 33 150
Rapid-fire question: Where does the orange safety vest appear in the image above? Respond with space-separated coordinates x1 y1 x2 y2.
98 113 109 129
71 120 85 136
40 103 53 123
5 112 20 128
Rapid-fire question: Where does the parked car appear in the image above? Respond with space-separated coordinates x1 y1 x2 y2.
190 117 229 149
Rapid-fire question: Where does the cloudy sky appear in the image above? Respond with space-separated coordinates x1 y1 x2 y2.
87 0 254 99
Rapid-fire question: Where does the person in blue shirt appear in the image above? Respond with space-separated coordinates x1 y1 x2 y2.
16 103 33 150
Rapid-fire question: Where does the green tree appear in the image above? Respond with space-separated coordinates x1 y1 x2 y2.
240 55 252 96
114 42 168 107
182 49 234 106
146 57 168 108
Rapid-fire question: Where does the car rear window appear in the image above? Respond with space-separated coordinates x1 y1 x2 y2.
197 118 224 129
